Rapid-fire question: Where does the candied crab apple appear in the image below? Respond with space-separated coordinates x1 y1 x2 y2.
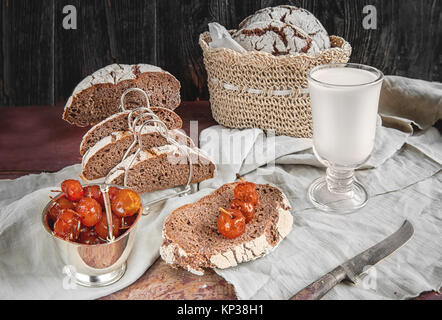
46 181 141 244
217 208 246 239
48 196 75 222
111 189 141 218
53 209 81 241
79 227 103 245
83 185 104 206
94 214 121 240
234 181 258 205
230 198 255 223
76 197 103 227
108 186 121 202
61 179 84 201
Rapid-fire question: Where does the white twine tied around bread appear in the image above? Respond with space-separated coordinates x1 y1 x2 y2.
119 109 162 164
105 88 195 215
118 87 175 131
117 87 150 113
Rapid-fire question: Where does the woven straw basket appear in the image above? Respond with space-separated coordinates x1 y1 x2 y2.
199 32 352 138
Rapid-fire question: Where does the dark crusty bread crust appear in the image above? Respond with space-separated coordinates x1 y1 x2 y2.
63 64 181 127
108 145 215 194
81 129 192 181
160 182 293 275
238 5 330 51
80 107 183 156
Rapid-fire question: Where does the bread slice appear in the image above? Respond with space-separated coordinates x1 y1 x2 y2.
81 128 193 181
79 107 183 156
160 182 293 275
63 64 181 127
107 145 215 194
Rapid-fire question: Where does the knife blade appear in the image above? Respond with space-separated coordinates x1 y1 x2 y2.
290 220 414 300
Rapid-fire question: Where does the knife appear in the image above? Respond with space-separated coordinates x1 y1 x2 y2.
291 220 414 300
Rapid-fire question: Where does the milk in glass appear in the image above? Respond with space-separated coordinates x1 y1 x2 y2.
308 67 382 166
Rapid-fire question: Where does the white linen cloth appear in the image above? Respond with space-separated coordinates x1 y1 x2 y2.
203 125 441 300
207 22 247 53
0 76 440 299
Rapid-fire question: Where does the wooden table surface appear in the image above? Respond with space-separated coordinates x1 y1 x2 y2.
0 102 440 300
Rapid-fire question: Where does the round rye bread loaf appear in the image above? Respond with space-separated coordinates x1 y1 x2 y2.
160 182 293 275
79 107 183 156
239 5 330 51
63 64 181 127
233 20 320 56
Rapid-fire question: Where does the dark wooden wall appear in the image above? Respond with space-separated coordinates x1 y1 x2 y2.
0 0 441 106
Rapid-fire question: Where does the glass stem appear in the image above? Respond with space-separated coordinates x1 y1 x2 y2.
326 168 355 194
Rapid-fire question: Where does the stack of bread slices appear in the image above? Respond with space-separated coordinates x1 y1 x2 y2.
64 63 215 193
63 63 215 194
80 107 215 194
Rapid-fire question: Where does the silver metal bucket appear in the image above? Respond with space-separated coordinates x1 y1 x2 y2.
41 191 143 287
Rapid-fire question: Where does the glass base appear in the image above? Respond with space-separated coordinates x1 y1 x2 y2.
308 176 368 214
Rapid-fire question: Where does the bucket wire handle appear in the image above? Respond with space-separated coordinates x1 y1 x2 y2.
121 116 168 173
127 107 159 131
99 184 115 242
109 88 194 216
119 88 150 112
103 109 164 185
123 119 194 215
123 118 169 188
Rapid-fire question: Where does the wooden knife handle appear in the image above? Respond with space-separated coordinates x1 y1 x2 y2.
290 266 347 300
